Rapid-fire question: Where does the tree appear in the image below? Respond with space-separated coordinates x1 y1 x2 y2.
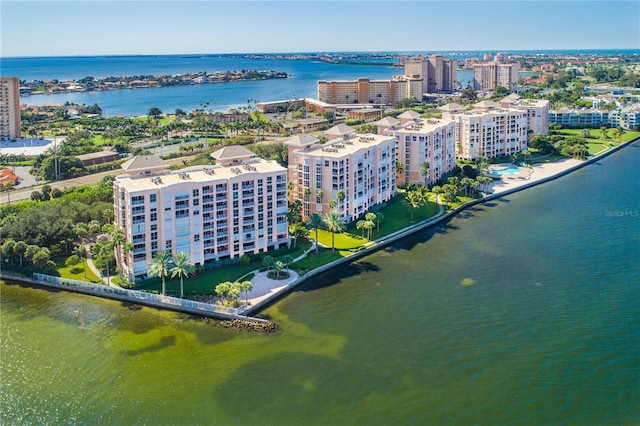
419 162 430 186
273 260 284 278
328 199 337 209
287 199 302 226
600 127 609 141
615 127 625 141
32 249 51 270
238 280 253 306
309 212 324 253
262 255 274 271
291 221 308 248
364 212 377 239
337 189 346 205
356 219 366 238
170 251 194 298
148 107 163 118
403 190 422 220
323 211 346 253
281 255 293 270
375 212 384 232
148 251 172 296
13 241 27 267
40 156 85 181
316 189 324 204
73 245 88 278
215 281 233 305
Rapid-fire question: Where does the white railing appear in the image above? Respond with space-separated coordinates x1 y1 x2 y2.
32 273 239 316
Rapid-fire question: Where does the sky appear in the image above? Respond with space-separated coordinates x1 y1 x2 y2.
1 1 639 57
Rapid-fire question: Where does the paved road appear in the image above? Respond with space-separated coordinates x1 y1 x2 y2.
0 156 194 205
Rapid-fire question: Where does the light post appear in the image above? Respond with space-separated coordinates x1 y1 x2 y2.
201 101 210 147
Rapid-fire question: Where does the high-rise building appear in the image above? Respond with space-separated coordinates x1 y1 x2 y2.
375 111 457 186
440 101 529 161
285 124 396 222
113 148 289 281
473 62 519 92
404 55 457 94
0 77 21 140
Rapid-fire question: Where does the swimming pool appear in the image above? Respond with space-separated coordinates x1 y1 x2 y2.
487 166 527 177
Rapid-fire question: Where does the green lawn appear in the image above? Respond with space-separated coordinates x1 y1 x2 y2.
58 261 102 283
315 228 367 250
587 142 609 155
552 128 640 143
130 241 311 295
291 249 342 273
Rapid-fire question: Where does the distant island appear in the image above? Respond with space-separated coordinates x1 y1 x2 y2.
19 70 289 95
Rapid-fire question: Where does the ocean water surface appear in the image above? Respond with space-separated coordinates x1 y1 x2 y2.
2 142 638 424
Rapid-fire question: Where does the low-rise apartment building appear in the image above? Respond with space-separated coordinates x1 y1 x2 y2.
440 101 529 161
375 111 457 186
285 125 396 222
114 147 289 281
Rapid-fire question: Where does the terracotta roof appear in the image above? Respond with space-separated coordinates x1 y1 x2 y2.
121 155 169 172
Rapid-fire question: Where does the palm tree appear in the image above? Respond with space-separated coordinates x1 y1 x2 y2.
323 211 346 253
403 190 422 220
73 245 88 279
328 199 337 209
316 189 324 204
309 212 324 253
273 260 284 278
600 126 609 141
337 189 346 205
365 212 377 239
356 219 366 238
238 280 253 306
170 251 194 298
420 161 430 186
148 251 172 296
375 212 384 232
262 255 274 271
215 281 233 305
615 127 625 141
281 255 293 270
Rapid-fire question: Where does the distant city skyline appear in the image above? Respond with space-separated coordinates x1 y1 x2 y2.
1 1 639 57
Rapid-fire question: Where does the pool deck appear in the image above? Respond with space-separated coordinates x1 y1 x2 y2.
488 158 582 194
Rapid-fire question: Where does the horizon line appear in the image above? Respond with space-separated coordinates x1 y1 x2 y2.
3 48 640 60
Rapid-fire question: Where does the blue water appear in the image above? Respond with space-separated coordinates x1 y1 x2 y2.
2 54 476 116
2 141 639 424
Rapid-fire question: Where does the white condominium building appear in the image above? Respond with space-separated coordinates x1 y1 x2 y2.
375 111 456 186
440 101 529 161
114 147 289 281
0 77 21 140
285 124 396 222
500 94 549 136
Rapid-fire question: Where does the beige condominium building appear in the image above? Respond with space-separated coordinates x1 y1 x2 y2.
499 93 549 137
404 55 458 93
114 147 289 281
440 101 528 161
0 77 21 140
285 124 396 222
375 111 457 186
318 77 422 105
473 62 520 92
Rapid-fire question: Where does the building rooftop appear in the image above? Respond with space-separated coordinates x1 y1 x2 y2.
292 133 394 158
210 145 255 161
438 102 464 112
394 118 454 133
398 110 421 120
284 133 320 147
375 116 400 127
324 123 355 137
121 155 169 173
115 159 286 192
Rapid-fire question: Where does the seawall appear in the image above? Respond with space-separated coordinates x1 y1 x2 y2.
244 138 639 316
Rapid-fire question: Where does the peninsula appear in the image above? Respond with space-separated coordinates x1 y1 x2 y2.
19 69 290 95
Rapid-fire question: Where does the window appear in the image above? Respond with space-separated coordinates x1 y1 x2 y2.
193 189 199 197
194 234 200 242
166 240 172 249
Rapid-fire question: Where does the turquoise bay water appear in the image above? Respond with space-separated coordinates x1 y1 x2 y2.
2 143 639 424
488 166 526 176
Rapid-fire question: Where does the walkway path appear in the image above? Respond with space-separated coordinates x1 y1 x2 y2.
239 197 445 309
83 244 122 289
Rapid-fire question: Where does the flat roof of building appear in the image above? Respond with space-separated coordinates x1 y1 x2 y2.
115 159 286 192
292 133 394 159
